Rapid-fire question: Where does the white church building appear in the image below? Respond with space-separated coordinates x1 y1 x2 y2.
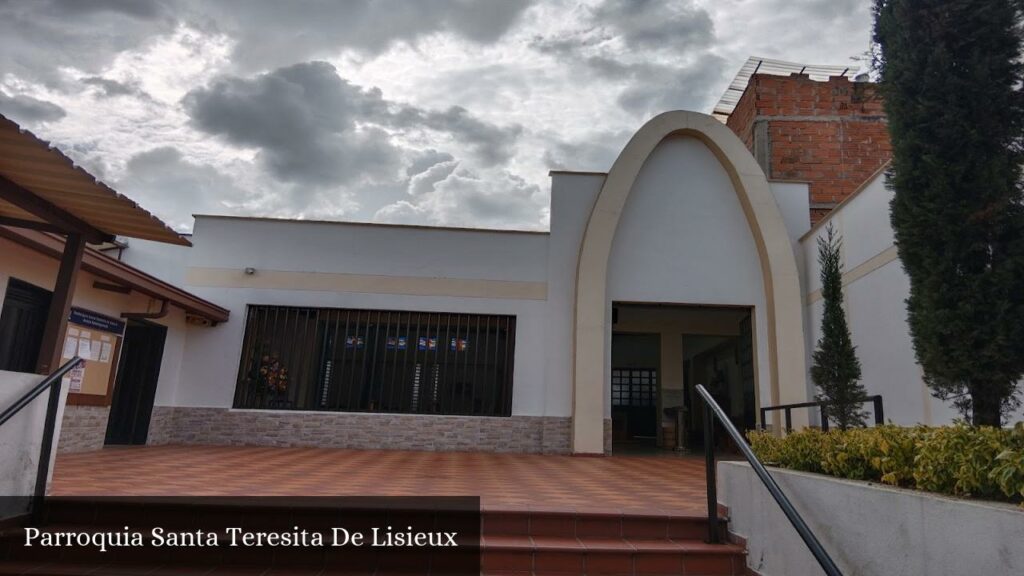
104 110 1002 456
3 69 1020 458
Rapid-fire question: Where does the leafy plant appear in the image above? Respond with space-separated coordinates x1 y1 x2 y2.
989 423 1024 501
773 429 827 474
821 426 918 486
748 424 1024 505
747 429 783 465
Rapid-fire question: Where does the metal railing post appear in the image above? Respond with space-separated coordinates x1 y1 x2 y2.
696 385 843 576
31 380 62 523
761 395 885 433
703 399 720 544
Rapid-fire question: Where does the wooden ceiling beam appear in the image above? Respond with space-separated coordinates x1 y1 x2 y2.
0 215 65 234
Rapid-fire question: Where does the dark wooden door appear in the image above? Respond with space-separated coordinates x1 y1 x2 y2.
105 320 166 445
0 278 52 372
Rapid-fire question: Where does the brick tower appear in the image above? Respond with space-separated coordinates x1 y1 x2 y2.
718 61 892 222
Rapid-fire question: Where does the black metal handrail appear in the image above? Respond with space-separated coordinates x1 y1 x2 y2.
0 356 83 520
696 384 843 576
760 395 884 432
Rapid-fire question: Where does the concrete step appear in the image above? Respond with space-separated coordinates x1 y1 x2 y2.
481 534 745 575
482 507 725 540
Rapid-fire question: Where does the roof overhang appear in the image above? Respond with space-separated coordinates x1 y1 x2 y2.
712 56 859 121
0 114 190 246
0 226 228 323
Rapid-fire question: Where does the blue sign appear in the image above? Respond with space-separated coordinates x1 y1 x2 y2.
69 307 126 334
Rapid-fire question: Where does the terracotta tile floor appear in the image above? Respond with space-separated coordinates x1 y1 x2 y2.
51 445 709 514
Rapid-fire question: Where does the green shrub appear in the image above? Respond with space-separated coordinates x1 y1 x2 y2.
746 423 1024 505
870 425 920 487
913 425 967 494
819 429 873 481
990 423 1024 501
747 429 783 464
820 426 919 486
914 423 1007 498
774 428 827 473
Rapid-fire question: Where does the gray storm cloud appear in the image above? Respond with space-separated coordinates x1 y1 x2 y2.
0 0 872 231
0 93 66 123
183 61 522 186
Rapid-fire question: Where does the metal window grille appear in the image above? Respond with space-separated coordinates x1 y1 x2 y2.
611 368 657 408
233 305 516 417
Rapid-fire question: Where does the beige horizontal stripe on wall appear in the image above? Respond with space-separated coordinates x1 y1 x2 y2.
185 266 548 301
806 245 899 304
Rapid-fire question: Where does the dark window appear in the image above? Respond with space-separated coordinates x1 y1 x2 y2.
611 368 657 408
233 305 516 417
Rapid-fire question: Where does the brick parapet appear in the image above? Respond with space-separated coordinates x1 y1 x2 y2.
725 73 891 221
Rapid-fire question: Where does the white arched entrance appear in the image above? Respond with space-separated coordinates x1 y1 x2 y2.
571 111 808 454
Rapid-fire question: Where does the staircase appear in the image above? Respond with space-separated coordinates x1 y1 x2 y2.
0 500 747 575
481 506 746 575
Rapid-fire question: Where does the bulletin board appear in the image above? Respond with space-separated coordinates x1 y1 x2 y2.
60 307 125 406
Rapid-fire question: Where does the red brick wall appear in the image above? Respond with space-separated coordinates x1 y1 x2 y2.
725 73 891 221
771 119 891 203
725 83 757 150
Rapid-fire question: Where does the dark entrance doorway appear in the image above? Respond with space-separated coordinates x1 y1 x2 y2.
0 278 52 372
683 317 757 452
611 302 757 455
105 319 166 445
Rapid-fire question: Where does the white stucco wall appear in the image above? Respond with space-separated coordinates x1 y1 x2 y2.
605 136 773 417
801 171 1024 425
767 181 812 245
118 236 192 287
187 217 548 282
547 172 605 420
173 217 560 416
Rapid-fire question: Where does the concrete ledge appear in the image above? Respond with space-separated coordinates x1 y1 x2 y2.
147 407 574 454
719 461 1024 576
0 370 69 502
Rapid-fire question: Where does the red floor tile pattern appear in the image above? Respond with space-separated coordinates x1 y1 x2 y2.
51 445 708 514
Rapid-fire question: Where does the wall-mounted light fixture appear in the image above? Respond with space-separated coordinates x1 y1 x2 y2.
244 267 256 275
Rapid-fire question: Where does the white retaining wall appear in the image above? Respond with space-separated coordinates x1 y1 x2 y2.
719 461 1024 576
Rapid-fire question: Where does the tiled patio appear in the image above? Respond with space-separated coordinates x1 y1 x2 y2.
51 445 709 514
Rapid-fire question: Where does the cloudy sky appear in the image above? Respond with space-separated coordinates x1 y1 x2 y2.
0 0 871 232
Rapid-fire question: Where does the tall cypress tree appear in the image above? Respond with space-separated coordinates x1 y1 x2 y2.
873 0 1024 425
811 224 868 430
